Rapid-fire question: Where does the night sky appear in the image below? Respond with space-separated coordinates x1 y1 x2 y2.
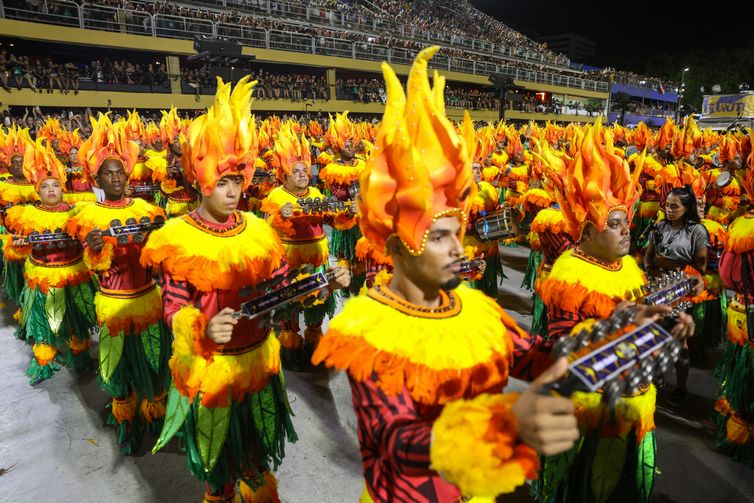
469 1 752 70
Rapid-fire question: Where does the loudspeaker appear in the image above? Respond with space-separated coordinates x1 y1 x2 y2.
193 37 242 58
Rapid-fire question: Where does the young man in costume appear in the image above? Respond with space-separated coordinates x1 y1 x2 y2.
261 122 356 369
712 150 754 467
313 47 582 503
4 138 97 383
535 119 695 503
317 112 366 291
151 108 198 217
1 126 38 307
143 76 347 503
68 113 170 454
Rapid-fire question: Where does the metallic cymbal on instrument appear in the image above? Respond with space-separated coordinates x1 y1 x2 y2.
602 379 625 409
711 152 721 167
625 145 639 159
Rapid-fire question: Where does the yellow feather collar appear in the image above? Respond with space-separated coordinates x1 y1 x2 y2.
4 203 80 235
140 211 285 292
727 211 754 253
313 284 520 405
539 248 645 318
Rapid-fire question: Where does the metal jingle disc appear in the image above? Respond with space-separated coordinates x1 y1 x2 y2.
110 219 123 228
139 216 150 224
133 233 145 244
125 217 137 225
117 235 129 246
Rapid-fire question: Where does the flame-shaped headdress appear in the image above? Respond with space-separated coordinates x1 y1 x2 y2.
22 137 68 191
144 122 161 147
655 118 677 150
506 125 524 158
308 120 324 138
58 128 82 157
719 133 740 163
121 110 146 143
358 46 474 256
181 76 259 196
539 118 644 241
0 126 32 166
36 117 63 146
325 112 355 152
78 113 140 182
671 116 702 159
680 163 707 199
159 108 185 147
631 122 655 152
271 122 312 182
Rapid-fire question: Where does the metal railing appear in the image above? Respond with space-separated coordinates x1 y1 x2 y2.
135 0 571 69
0 0 608 93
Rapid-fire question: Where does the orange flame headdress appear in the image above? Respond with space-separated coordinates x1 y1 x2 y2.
655 118 677 150
0 126 32 167
471 127 494 164
671 116 702 159
631 122 655 151
58 128 82 157
680 163 707 199
271 122 312 182
325 112 355 152
506 125 524 158
181 75 259 196
78 113 140 182
359 47 474 256
159 108 185 147
611 123 628 145
539 118 644 241
144 122 161 147
36 117 62 146
741 141 754 202
22 137 68 191
719 133 740 163
307 120 324 138
121 110 146 143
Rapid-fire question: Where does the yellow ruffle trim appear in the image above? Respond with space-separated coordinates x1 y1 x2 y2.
702 218 727 247
4 203 80 235
431 392 538 499
63 191 97 204
0 179 39 205
165 198 199 217
282 237 329 269
727 213 754 253
312 285 518 405
83 242 114 272
468 182 499 215
521 188 553 211
24 258 91 294
140 213 285 293
318 159 365 186
170 305 281 408
463 234 498 259
481 166 500 182
67 198 165 248
94 284 162 336
539 248 645 319
727 299 750 347
571 384 656 442
33 343 57 366
530 207 565 234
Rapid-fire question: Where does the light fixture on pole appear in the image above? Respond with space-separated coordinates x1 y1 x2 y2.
675 67 690 122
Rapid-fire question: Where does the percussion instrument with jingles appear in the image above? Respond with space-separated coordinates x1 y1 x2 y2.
543 308 682 409
713 169 732 189
12 215 167 249
474 208 516 241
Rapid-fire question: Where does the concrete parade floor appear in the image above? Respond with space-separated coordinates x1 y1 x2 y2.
1 245 753 502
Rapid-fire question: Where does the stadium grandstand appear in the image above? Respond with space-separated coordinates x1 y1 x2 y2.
0 0 675 124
